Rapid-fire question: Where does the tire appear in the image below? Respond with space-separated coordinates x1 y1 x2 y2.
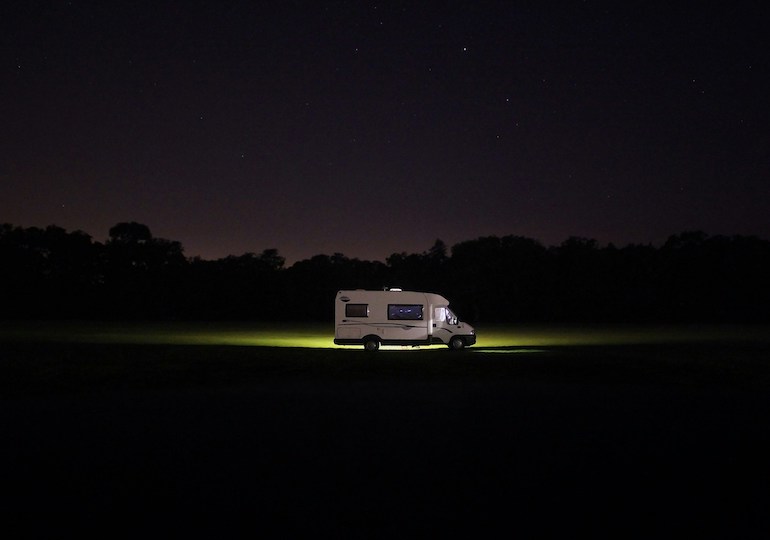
363 337 380 352
448 336 465 350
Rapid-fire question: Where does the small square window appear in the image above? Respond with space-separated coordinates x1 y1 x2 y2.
346 304 368 317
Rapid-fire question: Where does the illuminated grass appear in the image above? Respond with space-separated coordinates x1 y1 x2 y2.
0 322 337 348
1 321 768 349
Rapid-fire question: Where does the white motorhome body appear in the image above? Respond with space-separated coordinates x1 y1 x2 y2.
334 289 476 350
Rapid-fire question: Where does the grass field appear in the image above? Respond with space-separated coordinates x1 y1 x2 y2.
3 320 769 348
3 322 770 537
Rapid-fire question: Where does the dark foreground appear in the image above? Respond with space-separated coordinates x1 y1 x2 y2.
4 341 770 538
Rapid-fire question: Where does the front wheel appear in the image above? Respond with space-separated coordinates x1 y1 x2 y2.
448 336 465 350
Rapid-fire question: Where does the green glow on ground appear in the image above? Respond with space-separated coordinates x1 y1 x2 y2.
2 321 769 349
471 348 547 354
0 322 337 348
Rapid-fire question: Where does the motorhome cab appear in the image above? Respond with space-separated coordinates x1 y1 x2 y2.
334 289 476 351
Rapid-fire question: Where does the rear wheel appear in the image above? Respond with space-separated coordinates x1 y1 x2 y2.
363 337 380 352
448 336 465 350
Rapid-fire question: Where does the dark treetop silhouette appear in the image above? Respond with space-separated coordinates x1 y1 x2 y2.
1 223 769 323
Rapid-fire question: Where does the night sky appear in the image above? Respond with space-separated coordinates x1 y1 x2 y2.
3 2 768 264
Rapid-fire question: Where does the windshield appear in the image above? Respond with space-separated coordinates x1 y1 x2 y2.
446 308 458 325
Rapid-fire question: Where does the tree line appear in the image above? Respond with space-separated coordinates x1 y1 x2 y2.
2 222 769 323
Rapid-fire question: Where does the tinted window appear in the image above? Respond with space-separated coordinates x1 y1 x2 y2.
388 304 423 320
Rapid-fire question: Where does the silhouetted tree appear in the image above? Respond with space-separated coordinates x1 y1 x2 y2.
549 237 604 321
605 243 659 322
446 235 549 322
0 224 102 318
2 221 770 323
102 223 186 318
108 222 152 244
178 248 286 320
658 232 770 322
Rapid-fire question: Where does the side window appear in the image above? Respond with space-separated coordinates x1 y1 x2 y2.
345 304 368 317
434 307 446 322
388 304 424 320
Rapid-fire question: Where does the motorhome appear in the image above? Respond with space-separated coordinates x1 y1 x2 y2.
334 288 476 351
